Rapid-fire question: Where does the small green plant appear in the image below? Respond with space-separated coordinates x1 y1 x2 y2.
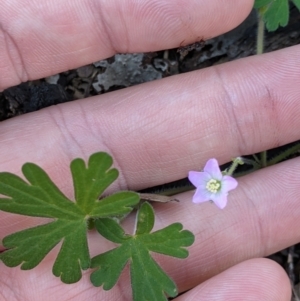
254 0 300 31
91 202 194 300
251 1 300 169
0 152 194 300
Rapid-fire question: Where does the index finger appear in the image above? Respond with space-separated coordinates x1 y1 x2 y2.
0 0 253 90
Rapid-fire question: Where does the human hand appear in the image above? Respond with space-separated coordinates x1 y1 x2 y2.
0 0 298 300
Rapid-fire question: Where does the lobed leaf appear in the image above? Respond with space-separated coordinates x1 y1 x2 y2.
254 0 289 31
71 152 118 212
0 164 81 218
90 202 194 301
140 223 195 258
90 191 139 218
91 245 130 290
0 152 139 283
130 244 178 301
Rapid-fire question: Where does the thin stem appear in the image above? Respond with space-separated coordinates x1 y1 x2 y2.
257 10 265 55
241 157 261 168
257 10 267 166
260 151 267 168
227 157 244 176
267 142 300 166
252 154 261 165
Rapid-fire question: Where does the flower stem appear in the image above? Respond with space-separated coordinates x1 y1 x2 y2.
256 11 265 55
226 157 244 176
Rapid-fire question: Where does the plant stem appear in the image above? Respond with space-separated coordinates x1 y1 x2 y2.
227 157 244 176
257 11 265 55
260 150 267 168
257 10 267 167
267 142 300 166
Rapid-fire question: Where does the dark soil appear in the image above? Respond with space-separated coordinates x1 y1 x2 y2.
1 8 300 121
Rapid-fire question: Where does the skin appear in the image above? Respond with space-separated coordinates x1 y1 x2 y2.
0 0 298 300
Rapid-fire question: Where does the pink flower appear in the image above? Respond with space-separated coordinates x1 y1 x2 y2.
188 158 238 209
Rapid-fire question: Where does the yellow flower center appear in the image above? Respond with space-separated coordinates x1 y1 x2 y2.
206 179 221 194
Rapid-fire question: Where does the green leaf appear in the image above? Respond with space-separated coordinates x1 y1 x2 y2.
140 223 194 258
292 0 300 10
0 152 140 283
254 0 274 8
135 200 154 235
71 152 118 212
254 0 289 31
90 202 195 301
89 191 139 217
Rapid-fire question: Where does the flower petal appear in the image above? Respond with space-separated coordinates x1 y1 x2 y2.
188 171 211 188
222 175 238 192
203 158 222 179
211 193 228 209
192 187 211 204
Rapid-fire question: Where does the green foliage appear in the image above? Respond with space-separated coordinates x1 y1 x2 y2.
294 0 300 9
0 152 195 299
90 202 195 301
254 0 300 31
0 152 139 283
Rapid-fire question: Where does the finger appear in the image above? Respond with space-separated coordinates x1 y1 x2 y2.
2 145 300 295
0 256 290 301
0 44 300 264
175 259 291 301
0 0 253 90
144 157 300 292
0 45 299 191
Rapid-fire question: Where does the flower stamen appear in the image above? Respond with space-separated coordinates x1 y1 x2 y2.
206 179 221 194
